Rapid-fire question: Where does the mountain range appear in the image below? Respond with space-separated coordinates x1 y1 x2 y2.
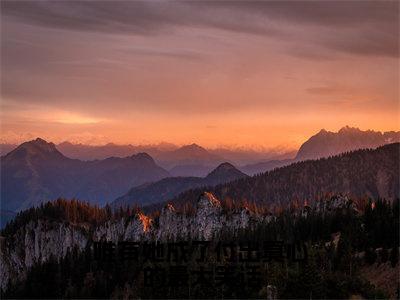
1 138 170 212
159 143 400 211
55 142 295 167
1 126 399 215
295 126 400 161
240 126 400 175
0 138 247 214
2 126 398 176
112 162 247 208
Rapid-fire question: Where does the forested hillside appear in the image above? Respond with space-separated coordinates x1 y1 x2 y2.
2 196 398 299
164 143 399 210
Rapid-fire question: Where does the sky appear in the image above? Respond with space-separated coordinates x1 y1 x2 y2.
1 1 399 149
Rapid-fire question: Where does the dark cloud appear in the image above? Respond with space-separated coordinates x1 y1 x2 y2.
1 1 176 35
0 1 279 36
3 1 397 31
2 1 398 57
322 27 399 57
197 1 398 28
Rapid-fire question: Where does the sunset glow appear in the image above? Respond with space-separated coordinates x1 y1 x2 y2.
1 3 399 298
1 1 399 148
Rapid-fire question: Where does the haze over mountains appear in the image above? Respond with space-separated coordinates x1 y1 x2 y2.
31 141 291 164
1 138 170 212
56 141 296 176
156 143 224 177
55 142 295 166
0 139 247 215
1 126 399 216
2 126 398 174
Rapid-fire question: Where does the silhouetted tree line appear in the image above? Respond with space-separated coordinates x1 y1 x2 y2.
1 198 141 237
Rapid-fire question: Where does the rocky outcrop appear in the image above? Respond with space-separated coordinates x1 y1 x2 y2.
0 220 88 290
299 194 359 217
0 192 270 290
97 192 267 242
155 192 273 240
1 192 363 290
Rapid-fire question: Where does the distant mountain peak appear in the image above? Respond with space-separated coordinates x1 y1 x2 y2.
189 143 202 147
58 141 74 146
213 162 236 171
24 137 55 149
5 138 64 161
163 143 222 165
338 126 361 134
28 138 58 150
34 137 48 143
296 127 400 161
179 143 206 152
131 152 155 162
205 162 247 182
317 126 364 136
318 128 328 134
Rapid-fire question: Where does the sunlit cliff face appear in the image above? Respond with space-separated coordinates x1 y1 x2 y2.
137 212 153 233
1 1 398 148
